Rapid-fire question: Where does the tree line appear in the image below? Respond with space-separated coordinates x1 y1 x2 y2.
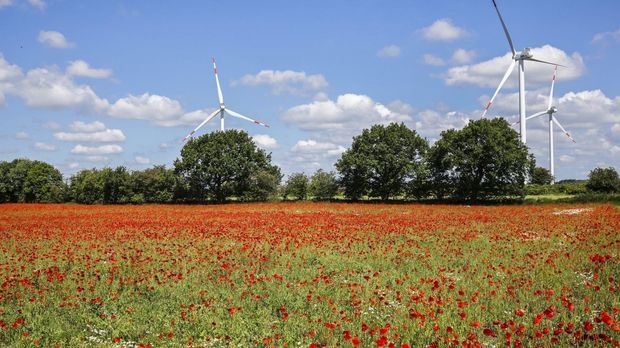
1 119 618 204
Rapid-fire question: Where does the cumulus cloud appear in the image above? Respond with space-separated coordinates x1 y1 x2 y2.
82 156 109 163
54 129 126 142
419 19 469 42
33 142 56 151
68 162 80 169
11 67 110 111
451 48 476 64
235 70 328 95
42 121 60 130
592 28 620 44
423 54 445 66
134 156 150 164
15 131 29 139
1 0 44 9
69 120 106 132
377 45 401 58
66 60 112 79
38 31 73 48
283 94 413 144
444 45 585 88
0 0 13 8
253 134 278 150
108 93 183 120
70 144 123 155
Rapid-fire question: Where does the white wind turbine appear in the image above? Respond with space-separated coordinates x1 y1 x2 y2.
481 0 563 144
183 58 269 141
516 65 575 184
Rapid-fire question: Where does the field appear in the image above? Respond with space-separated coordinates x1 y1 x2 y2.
0 203 618 347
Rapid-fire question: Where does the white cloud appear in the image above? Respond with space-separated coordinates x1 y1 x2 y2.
69 120 106 132
292 139 346 157
451 48 476 64
33 142 56 151
153 108 215 127
0 55 21 80
38 31 74 48
66 60 112 79
419 19 469 42
592 28 620 44
68 162 80 169
11 67 110 111
444 45 585 88
612 123 620 135
253 134 278 150
377 45 401 58
15 131 29 139
423 54 445 66
83 156 109 162
107 93 183 121
134 156 150 164
235 70 328 95
284 94 413 144
28 0 44 10
70 144 123 155
54 129 126 142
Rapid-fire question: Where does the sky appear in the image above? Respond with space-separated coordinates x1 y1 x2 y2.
1 0 619 180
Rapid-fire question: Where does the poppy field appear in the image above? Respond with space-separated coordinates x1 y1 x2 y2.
0 203 618 347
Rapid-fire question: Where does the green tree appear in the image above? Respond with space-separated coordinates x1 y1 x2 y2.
586 167 620 193
174 130 279 202
530 167 554 185
308 169 338 200
130 165 177 203
22 161 65 202
70 169 105 204
0 159 66 203
244 168 282 201
336 123 428 201
284 172 309 200
102 166 132 204
427 118 534 201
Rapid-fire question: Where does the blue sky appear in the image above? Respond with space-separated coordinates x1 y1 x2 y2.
1 0 619 180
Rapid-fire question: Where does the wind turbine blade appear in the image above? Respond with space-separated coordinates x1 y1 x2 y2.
492 0 516 55
548 65 557 110
525 57 566 67
182 109 221 141
213 57 224 105
225 108 270 128
526 110 548 120
481 59 516 118
552 116 576 143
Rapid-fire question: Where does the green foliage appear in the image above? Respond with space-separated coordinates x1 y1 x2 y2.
69 169 104 204
130 165 177 203
284 172 309 200
309 169 339 200
427 118 534 201
0 159 66 203
586 167 620 193
244 168 282 201
174 130 280 202
69 167 132 204
530 167 554 185
336 123 428 200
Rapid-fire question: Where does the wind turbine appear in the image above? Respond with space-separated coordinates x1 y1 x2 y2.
183 58 269 141
517 65 575 184
481 0 563 144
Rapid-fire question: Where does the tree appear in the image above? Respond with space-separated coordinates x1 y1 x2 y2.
0 159 66 203
309 169 338 200
174 130 280 202
530 167 554 185
102 167 132 204
244 168 282 201
427 118 534 201
336 123 428 200
70 169 104 204
22 161 65 202
284 172 309 200
586 167 620 193
130 165 177 203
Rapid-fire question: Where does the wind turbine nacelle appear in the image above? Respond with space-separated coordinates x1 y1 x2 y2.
550 106 558 113
519 48 533 59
